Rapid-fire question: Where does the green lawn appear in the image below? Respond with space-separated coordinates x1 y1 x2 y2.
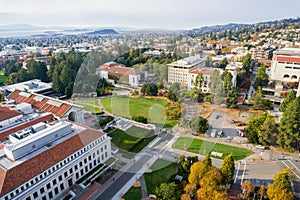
123 186 142 200
108 127 156 153
144 159 178 194
173 137 253 160
75 99 103 114
101 97 178 128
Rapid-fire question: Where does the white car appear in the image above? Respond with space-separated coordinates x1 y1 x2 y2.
255 145 265 149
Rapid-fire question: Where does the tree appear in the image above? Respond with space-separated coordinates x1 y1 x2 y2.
202 154 212 167
194 73 204 91
218 58 228 69
245 113 274 145
209 70 221 95
250 87 272 110
254 65 269 89
267 168 293 200
188 162 207 186
258 114 276 147
131 115 148 124
277 96 300 150
154 182 177 200
241 181 255 199
190 117 209 134
258 185 266 200
242 53 252 72
27 60 49 82
279 90 296 112
221 153 235 184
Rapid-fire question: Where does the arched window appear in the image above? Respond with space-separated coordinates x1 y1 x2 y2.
291 75 297 80
283 74 290 79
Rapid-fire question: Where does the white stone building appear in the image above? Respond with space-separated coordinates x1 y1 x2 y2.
167 55 207 85
0 121 111 200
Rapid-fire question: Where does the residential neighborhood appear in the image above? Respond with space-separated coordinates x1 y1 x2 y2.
0 1 300 200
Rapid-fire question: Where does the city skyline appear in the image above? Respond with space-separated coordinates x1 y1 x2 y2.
0 0 299 29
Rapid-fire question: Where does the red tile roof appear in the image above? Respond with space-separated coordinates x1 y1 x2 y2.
0 125 105 196
0 114 55 142
189 69 213 76
277 56 300 64
8 91 72 117
104 66 143 76
0 106 21 122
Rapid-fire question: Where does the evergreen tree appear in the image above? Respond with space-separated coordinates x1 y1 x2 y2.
254 65 269 89
221 153 235 184
277 96 300 150
279 90 296 112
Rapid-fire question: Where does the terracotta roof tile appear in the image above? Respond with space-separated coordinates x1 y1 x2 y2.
0 126 105 196
277 56 300 64
7 91 73 117
0 107 21 122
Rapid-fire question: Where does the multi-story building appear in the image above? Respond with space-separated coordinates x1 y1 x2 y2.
96 62 148 87
187 68 222 92
167 55 207 85
269 48 300 82
250 45 276 61
0 121 111 200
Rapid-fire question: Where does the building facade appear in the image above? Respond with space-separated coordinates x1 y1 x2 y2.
269 48 300 82
167 55 207 85
0 121 111 200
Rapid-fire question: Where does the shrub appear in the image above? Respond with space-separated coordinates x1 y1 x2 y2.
131 115 148 124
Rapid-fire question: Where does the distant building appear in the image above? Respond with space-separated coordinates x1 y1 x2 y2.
153 44 174 51
0 121 111 200
96 61 148 87
187 68 222 92
250 45 276 60
168 55 207 85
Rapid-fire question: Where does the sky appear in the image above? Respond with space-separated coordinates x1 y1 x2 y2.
0 0 299 29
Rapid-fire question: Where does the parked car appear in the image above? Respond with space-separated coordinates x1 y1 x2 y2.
255 145 265 149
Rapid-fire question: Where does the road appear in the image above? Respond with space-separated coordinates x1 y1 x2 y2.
90 155 154 200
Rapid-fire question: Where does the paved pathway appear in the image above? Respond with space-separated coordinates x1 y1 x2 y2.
140 175 148 200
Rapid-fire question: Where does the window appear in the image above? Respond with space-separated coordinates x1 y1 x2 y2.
42 196 46 200
26 183 29 188
88 155 91 160
4 196 9 200
46 183 51 189
48 191 53 199
89 163 92 169
85 166 88 172
54 187 59 195
40 187 45 194
76 173 79 179
21 186 24 191
84 159 87 164
64 172 68 177
69 168 73 174
79 162 83 167
75 165 78 170
58 175 62 181
60 183 65 191
25 197 31 200
80 169 84 176
33 192 38 198
16 189 19 194
53 179 57 185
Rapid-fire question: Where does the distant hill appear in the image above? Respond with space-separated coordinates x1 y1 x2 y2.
189 17 300 34
87 29 118 35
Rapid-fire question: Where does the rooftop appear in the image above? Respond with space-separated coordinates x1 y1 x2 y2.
0 79 52 95
0 106 22 122
0 121 106 196
168 55 207 68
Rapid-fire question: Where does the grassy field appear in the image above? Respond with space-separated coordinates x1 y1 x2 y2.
75 99 103 114
173 137 253 160
108 126 156 153
101 97 178 128
144 159 178 194
123 186 142 200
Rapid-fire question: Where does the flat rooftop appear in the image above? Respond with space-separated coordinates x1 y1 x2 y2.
0 122 85 170
168 55 207 68
0 79 52 94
